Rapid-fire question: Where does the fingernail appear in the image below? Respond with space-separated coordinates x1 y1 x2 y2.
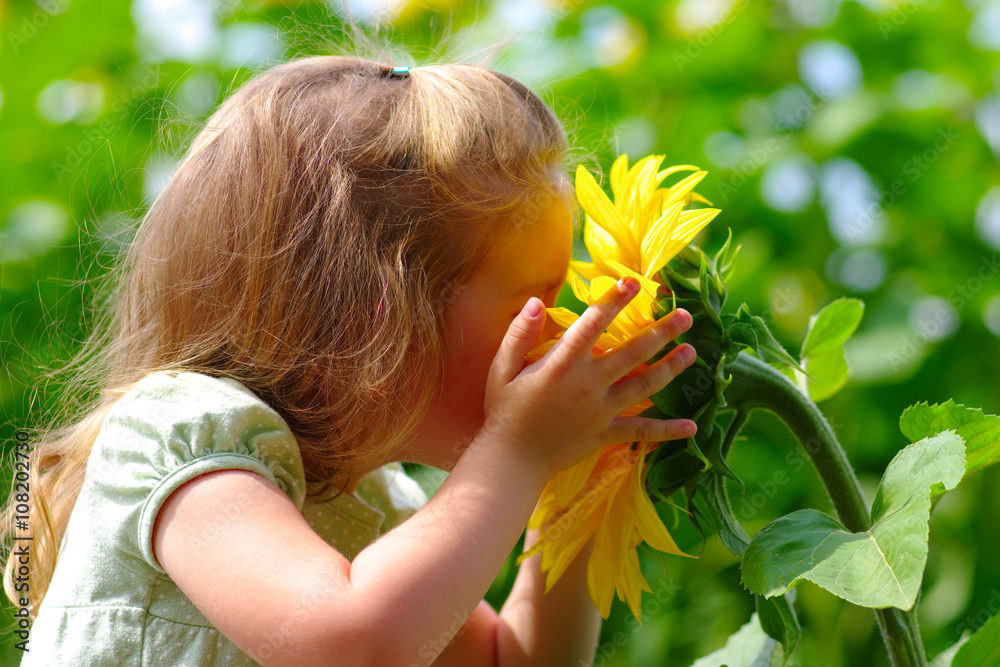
683 422 697 437
617 277 637 296
673 308 692 329
525 298 542 318
681 345 696 364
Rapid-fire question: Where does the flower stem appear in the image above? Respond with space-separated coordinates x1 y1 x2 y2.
725 353 927 667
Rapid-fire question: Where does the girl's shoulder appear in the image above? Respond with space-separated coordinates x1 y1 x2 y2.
88 369 309 573
114 369 270 411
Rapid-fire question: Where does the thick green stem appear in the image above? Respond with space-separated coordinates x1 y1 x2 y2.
725 355 868 533
726 354 927 667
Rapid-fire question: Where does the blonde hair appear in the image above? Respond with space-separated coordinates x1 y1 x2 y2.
2 55 572 616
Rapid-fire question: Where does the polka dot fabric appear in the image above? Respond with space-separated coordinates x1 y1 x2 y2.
22 371 428 665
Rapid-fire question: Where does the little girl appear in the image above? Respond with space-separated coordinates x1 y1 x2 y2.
3 55 697 666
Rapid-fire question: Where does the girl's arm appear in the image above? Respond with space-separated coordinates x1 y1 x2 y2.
153 280 694 667
496 531 601 666
154 427 550 667
427 532 600 667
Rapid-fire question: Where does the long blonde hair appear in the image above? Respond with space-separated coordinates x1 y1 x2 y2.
2 55 571 616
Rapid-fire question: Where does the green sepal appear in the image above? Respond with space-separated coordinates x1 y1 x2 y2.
727 304 803 372
700 470 750 556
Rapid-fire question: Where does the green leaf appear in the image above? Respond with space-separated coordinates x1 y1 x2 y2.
803 348 849 402
928 636 968 667
701 471 750 556
400 462 448 498
691 612 785 667
900 400 1000 478
741 431 965 610
729 304 803 371
646 448 707 500
952 611 1000 666
798 298 864 402
801 298 865 357
756 593 800 662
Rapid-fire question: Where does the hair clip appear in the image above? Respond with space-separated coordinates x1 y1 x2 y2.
387 65 410 79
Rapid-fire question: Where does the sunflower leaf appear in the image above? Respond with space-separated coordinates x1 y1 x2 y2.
900 400 1000 480
701 470 750 556
801 348 850 402
798 298 864 402
801 298 865 357
952 610 1000 666
741 431 965 610
756 592 800 663
691 612 785 667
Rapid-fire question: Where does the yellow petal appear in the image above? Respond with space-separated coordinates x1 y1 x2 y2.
690 191 713 206
543 509 603 592
566 268 591 304
629 157 666 236
620 397 654 418
654 164 700 184
525 481 558 532
588 275 618 303
582 217 619 271
662 171 708 210
673 208 721 241
639 201 684 279
545 307 580 330
587 492 622 618
630 444 692 557
610 154 630 200
552 447 603 506
604 260 659 303
570 259 604 284
525 338 558 362
648 208 721 276
617 545 652 623
576 165 638 260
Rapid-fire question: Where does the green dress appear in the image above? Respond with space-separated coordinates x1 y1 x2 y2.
21 371 429 666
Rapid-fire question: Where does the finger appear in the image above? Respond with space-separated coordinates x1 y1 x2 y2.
603 416 697 445
596 308 693 382
489 297 547 385
607 343 697 412
548 277 640 364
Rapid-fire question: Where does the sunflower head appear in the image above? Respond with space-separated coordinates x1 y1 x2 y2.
522 153 810 621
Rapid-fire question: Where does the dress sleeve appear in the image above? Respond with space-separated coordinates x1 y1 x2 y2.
85 372 307 575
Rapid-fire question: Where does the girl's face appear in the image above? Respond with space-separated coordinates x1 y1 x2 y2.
409 199 575 470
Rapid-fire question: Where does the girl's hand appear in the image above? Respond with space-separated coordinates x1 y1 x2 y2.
482 275 697 479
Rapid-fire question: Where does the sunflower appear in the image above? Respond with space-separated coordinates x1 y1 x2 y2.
517 154 719 623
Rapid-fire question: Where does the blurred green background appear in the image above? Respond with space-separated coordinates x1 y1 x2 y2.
2 0 999 664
